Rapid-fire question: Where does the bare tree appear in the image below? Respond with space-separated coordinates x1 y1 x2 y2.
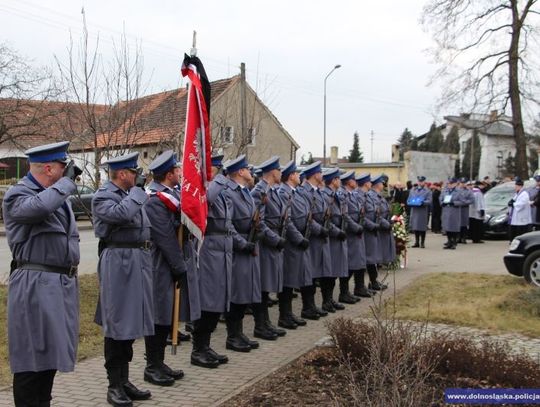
422 0 540 178
55 13 148 189
0 43 61 149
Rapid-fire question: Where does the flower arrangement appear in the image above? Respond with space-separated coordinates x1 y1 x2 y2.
391 214 408 269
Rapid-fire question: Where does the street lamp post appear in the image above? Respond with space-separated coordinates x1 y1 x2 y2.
323 64 341 166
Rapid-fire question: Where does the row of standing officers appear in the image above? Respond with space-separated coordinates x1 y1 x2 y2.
3 141 399 407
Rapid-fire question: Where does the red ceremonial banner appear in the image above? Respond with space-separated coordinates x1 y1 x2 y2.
180 55 212 241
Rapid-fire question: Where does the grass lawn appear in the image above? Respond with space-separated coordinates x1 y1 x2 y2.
386 272 540 337
0 273 102 387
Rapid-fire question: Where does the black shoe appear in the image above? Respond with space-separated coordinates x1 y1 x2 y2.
107 386 133 406
314 306 329 317
331 300 346 310
207 347 229 364
184 323 194 333
166 331 191 345
412 243 420 248
420 243 425 248
266 322 287 337
354 286 374 298
278 317 298 329
254 326 278 340
123 382 151 401
300 309 320 320
338 293 357 304
473 240 484 244
244 306 253 315
368 281 387 291
290 313 307 326
191 350 220 368
143 366 175 387
161 363 184 380
239 333 259 349
322 302 336 313
226 336 251 352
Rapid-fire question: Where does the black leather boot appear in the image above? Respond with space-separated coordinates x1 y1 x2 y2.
253 304 278 340
264 306 286 336
278 292 298 329
107 366 133 407
300 286 320 320
158 348 184 380
121 364 151 401
321 283 336 313
225 319 251 352
143 351 174 387
191 332 219 368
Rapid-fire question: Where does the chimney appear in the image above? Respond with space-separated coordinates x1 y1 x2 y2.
330 146 338 165
391 144 400 162
489 110 498 121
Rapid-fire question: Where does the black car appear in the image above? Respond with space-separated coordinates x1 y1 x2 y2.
68 185 94 219
483 180 534 238
504 231 540 287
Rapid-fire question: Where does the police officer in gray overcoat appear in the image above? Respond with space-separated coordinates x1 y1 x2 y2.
92 152 154 406
409 176 433 248
277 161 310 329
457 178 475 243
440 177 465 249
338 171 365 304
143 151 190 384
320 168 348 313
364 175 389 291
296 161 331 319
191 154 231 368
3 141 81 407
372 175 396 266
222 155 261 353
353 174 375 297
251 156 287 341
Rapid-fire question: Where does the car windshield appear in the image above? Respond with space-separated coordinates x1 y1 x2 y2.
485 188 514 210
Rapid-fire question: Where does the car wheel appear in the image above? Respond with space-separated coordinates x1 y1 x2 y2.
523 249 540 287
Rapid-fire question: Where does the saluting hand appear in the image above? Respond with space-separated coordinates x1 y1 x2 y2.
63 160 83 181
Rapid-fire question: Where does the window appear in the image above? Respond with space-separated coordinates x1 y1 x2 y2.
461 141 467 152
220 126 234 144
247 127 256 146
143 151 148 159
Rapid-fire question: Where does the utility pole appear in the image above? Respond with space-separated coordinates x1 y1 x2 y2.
370 130 374 163
240 62 247 155
470 132 474 180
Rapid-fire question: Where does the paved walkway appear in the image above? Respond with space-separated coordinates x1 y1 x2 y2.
0 233 514 406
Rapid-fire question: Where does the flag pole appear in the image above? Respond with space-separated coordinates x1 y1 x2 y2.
171 29 198 356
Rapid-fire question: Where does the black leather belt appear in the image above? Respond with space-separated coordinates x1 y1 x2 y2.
16 262 78 278
103 241 153 250
206 230 233 236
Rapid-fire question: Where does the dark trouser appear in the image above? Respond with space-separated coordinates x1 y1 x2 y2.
339 270 354 295
469 218 484 242
13 370 56 407
104 337 134 387
353 269 367 289
193 311 221 336
460 226 468 241
144 325 169 365
278 286 294 316
225 303 246 325
445 232 458 247
509 225 532 241
319 277 336 304
300 285 316 311
366 264 379 284
413 231 426 245
431 213 441 233
252 292 269 324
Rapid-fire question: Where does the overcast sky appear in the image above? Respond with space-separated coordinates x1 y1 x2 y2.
0 0 444 162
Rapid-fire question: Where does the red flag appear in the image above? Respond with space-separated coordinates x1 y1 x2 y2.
180 54 212 241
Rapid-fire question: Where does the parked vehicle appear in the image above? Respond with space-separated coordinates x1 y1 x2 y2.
504 231 540 287
483 180 535 238
68 185 94 219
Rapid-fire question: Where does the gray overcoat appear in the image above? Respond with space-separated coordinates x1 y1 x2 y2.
279 183 312 288
223 179 261 305
440 187 465 233
362 189 382 266
252 180 285 293
375 192 396 264
296 182 332 279
145 181 200 324
92 181 154 340
197 174 233 313
3 175 80 374
322 187 348 278
459 188 474 227
341 188 366 271
409 187 433 232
